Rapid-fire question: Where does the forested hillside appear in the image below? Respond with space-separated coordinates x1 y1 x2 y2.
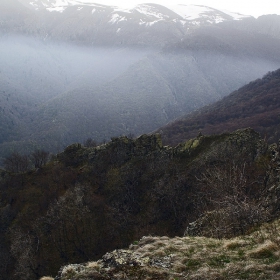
158 68 280 145
1 128 280 279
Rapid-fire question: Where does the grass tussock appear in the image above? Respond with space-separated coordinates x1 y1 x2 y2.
248 240 278 258
86 261 100 270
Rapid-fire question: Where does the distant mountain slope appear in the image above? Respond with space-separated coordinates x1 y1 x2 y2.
1 21 280 159
0 77 26 144
0 0 36 32
0 36 149 157
158 69 280 145
224 14 280 40
23 25 280 141
0 2 280 160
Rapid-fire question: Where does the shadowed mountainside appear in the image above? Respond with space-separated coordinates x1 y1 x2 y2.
158 68 280 146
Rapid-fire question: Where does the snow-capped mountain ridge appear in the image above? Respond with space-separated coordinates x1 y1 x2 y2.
22 0 252 23
10 0 254 47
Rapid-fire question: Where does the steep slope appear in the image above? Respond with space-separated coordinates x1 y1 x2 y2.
1 129 280 279
0 77 28 144
158 68 280 145
0 0 36 33
0 36 149 160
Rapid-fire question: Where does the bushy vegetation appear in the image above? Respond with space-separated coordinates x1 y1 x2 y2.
1 129 280 279
2 149 49 172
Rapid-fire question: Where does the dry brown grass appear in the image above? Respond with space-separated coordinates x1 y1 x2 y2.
248 240 278 258
41 219 280 280
131 219 280 279
86 261 100 270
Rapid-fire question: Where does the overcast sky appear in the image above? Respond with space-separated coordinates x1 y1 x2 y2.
80 0 280 17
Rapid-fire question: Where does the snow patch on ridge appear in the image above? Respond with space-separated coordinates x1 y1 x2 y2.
168 4 213 20
47 7 66 12
30 2 39 10
134 4 166 19
109 14 127 24
220 9 251 20
114 7 132 14
146 20 159 26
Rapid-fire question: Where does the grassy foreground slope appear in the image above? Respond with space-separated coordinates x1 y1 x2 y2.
43 219 280 280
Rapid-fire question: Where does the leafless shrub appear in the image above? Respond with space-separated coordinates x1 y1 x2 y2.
84 138 98 148
190 161 269 238
3 152 30 173
31 149 49 168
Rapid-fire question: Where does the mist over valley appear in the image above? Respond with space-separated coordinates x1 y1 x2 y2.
1 2 280 160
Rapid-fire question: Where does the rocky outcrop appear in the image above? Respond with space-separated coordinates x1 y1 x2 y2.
59 134 163 167
53 236 181 280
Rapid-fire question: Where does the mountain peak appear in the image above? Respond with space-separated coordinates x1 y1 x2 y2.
20 0 253 22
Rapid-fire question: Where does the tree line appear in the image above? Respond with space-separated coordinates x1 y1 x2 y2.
1 136 103 173
3 149 49 173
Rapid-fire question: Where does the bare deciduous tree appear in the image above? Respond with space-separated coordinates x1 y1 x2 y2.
84 138 97 148
3 152 30 173
187 141 268 238
31 149 49 168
